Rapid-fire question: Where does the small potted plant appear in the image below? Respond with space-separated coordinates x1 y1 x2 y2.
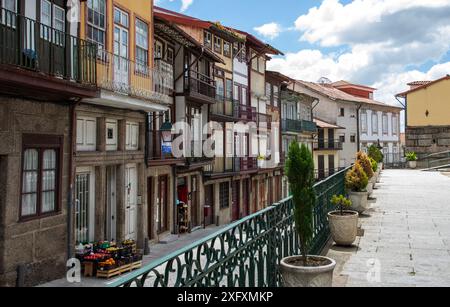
280 141 336 287
328 195 358 246
370 157 379 186
357 152 374 196
406 152 418 169
345 162 369 214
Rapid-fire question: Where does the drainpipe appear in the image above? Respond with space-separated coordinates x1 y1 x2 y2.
356 104 362 152
172 166 178 235
67 100 79 260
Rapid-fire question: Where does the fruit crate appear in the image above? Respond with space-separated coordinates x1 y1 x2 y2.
96 261 142 279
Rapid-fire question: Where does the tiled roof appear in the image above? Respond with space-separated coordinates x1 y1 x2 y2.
296 80 402 110
314 118 344 129
397 75 450 97
332 80 376 91
406 81 432 86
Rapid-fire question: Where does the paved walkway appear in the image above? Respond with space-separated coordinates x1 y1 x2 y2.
40 225 225 287
328 169 450 287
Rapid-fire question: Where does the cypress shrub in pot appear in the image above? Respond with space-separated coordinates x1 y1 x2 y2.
280 141 336 287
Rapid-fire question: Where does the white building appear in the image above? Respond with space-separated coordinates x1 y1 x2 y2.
295 80 403 167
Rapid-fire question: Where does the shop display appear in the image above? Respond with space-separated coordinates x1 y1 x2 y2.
77 240 143 279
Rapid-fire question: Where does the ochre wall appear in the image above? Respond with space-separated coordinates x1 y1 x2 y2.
407 79 450 127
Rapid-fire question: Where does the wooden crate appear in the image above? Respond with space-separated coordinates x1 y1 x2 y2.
96 261 142 279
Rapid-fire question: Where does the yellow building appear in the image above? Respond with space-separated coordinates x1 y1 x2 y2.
397 75 450 156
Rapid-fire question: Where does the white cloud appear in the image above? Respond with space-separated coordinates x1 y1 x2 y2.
268 0 450 111
180 0 193 12
254 22 283 40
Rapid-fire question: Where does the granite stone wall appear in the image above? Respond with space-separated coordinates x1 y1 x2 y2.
0 97 70 287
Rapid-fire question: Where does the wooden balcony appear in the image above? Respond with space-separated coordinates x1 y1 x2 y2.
313 140 343 151
184 70 216 104
0 8 97 100
204 157 258 178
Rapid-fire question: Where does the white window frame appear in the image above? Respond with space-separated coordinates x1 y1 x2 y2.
106 119 118 151
126 122 139 151
372 113 378 134
361 111 367 134
87 0 106 53
382 113 389 135
76 116 97 152
1 0 17 27
75 167 96 243
392 115 398 135
135 18 149 71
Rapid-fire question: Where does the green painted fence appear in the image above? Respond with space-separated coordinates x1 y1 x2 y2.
110 167 350 287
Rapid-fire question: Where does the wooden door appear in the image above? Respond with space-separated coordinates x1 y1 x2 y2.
158 175 169 233
318 155 325 180
147 177 154 239
204 185 214 226
190 176 199 227
232 181 240 221
242 179 249 217
328 129 335 149
106 166 117 242
329 155 335 176
318 129 325 149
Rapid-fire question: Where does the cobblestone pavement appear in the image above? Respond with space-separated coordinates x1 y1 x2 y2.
40 225 225 287
327 170 450 287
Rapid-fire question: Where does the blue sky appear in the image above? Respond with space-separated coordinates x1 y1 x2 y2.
156 0 450 108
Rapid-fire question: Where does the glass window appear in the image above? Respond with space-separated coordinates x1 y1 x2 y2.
136 19 149 71
225 79 233 101
273 85 279 107
87 0 106 52
223 41 231 57
216 78 225 99
204 31 212 49
361 111 367 133
21 137 61 219
219 182 229 209
266 83 272 100
372 113 378 134
392 116 398 135
350 135 356 143
214 36 222 54
383 114 389 134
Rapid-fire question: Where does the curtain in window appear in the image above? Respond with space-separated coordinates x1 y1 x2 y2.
42 149 56 213
22 149 38 216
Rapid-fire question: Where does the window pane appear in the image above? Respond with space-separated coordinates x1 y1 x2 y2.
24 149 38 170
22 194 37 216
43 149 56 169
42 191 55 213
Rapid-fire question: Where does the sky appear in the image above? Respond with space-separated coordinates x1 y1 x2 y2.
155 0 450 111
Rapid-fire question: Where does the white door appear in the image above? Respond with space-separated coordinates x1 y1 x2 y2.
125 164 137 240
106 166 117 242
75 167 95 244
113 8 129 90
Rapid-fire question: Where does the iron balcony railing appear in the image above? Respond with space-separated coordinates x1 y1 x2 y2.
211 95 237 117
184 69 216 101
313 140 343 151
0 8 97 85
204 157 258 175
282 119 303 132
110 166 351 287
96 50 173 104
315 168 346 181
237 103 257 122
302 120 318 133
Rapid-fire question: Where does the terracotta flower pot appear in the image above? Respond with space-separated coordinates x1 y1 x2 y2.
280 256 336 287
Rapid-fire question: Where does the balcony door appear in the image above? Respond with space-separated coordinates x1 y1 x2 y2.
318 129 325 149
232 181 240 221
38 0 66 76
113 8 129 90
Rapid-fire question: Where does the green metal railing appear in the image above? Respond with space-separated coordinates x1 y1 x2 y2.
110 167 350 287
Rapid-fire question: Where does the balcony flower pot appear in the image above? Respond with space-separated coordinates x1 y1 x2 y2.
346 162 370 214
348 191 369 214
328 211 359 246
408 161 417 169
328 195 358 246
280 256 336 287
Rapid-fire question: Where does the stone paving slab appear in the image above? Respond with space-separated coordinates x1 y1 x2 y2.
327 170 450 287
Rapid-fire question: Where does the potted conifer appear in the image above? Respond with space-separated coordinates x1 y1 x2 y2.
346 163 369 214
357 152 374 196
280 141 336 287
328 195 358 246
